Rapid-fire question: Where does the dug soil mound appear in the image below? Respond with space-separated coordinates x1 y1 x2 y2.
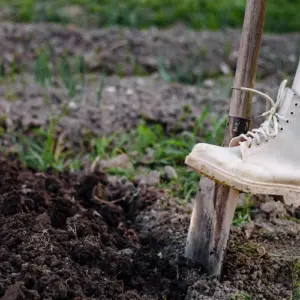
0 156 295 299
0 156 200 300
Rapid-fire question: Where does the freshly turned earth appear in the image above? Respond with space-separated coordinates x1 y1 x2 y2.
0 156 296 300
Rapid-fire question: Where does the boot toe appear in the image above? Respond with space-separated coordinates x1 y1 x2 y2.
187 143 242 166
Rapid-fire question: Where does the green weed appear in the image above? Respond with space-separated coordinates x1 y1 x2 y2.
58 55 86 99
230 292 252 300
32 48 111 106
293 260 300 300
34 48 52 86
7 46 229 201
233 195 253 226
97 72 106 106
90 117 224 201
106 167 136 180
18 117 66 171
168 166 200 203
14 111 225 202
137 123 161 153
158 56 203 86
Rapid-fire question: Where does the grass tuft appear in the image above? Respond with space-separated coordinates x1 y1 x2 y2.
11 115 226 201
233 195 253 226
293 260 300 300
230 292 252 300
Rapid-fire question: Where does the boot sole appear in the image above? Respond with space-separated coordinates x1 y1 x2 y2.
185 154 300 206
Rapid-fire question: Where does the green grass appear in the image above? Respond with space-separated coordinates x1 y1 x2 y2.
293 260 300 300
32 49 107 104
11 116 226 202
158 56 205 86
230 292 252 300
0 0 299 33
88 120 224 202
233 195 253 227
2 47 230 203
0 47 226 203
16 114 68 172
2 44 209 90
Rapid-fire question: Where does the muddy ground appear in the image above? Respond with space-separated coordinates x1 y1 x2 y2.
1 23 300 300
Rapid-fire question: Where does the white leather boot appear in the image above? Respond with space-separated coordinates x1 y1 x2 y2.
185 79 300 206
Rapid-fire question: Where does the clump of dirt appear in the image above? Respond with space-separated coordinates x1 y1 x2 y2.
0 156 295 299
0 156 201 300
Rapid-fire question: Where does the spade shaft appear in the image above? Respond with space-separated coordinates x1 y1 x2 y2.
185 0 267 276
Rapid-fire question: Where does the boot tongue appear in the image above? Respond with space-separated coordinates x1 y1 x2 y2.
229 86 295 148
229 135 243 147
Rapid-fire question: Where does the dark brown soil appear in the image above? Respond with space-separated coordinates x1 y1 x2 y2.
0 156 202 300
0 156 296 300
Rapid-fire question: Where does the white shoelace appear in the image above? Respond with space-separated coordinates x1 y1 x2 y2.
234 80 288 147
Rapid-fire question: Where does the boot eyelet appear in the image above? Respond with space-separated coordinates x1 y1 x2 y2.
290 112 294 115
295 103 298 106
286 120 290 123
280 127 283 131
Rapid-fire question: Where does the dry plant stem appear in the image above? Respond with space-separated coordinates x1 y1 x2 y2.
185 0 267 276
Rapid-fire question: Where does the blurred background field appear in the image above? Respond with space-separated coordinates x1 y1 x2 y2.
0 0 299 32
